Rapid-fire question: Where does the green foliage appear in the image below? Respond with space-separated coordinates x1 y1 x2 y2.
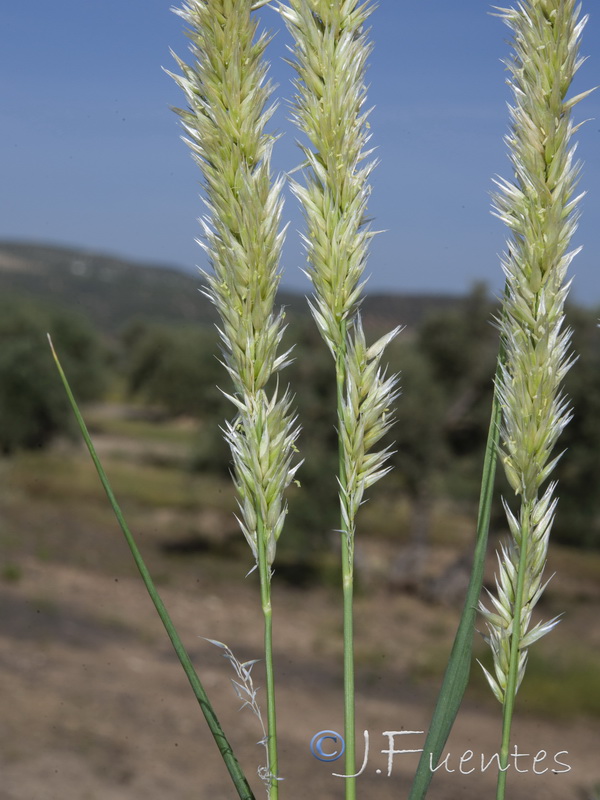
387 339 446 494
380 286 499 509
552 305 600 548
0 297 105 453
474 643 600 719
122 320 227 419
417 285 498 462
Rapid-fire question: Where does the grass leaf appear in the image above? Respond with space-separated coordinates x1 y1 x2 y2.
408 333 504 799
48 334 256 800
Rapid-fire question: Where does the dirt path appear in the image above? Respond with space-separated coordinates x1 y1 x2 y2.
0 556 597 800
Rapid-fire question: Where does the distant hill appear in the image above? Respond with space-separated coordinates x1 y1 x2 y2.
0 240 466 336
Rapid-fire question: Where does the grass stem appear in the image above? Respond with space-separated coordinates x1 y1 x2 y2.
336 330 356 797
258 533 279 798
283 7 399 796
341 569 356 797
495 504 531 800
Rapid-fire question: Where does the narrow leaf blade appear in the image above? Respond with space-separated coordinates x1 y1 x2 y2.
408 331 505 799
48 335 256 800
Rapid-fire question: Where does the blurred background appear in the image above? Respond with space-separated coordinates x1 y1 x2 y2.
2 0 600 797
0 241 599 799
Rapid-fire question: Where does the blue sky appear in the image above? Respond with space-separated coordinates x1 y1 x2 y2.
2 1 599 303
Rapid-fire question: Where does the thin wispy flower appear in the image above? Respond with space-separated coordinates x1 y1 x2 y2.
281 2 400 796
168 2 300 795
203 639 271 784
478 1 592 796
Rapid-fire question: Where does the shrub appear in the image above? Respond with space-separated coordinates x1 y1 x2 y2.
0 298 105 453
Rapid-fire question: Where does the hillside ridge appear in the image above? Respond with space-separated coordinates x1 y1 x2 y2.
0 240 467 334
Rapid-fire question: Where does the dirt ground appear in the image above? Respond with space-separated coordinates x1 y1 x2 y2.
0 549 598 800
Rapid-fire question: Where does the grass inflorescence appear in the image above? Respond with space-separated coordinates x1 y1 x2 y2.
281 2 400 795
168 1 301 794
477 2 592 797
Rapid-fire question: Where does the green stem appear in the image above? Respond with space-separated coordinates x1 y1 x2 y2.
258 531 279 799
335 330 356 800
342 559 356 796
49 337 255 800
496 504 532 800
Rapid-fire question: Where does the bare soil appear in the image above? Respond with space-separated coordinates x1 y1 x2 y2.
0 551 598 800
1 416 598 800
